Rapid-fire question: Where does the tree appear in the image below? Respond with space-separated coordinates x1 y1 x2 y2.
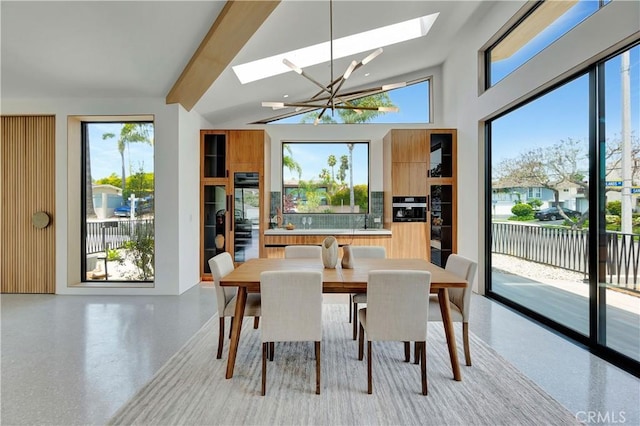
282 143 302 180
299 92 397 124
347 143 355 212
95 173 122 188
327 155 337 181
495 135 639 229
102 123 153 194
338 155 348 185
85 141 96 218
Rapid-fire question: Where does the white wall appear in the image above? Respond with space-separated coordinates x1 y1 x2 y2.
178 105 214 294
1 96 211 295
441 0 640 293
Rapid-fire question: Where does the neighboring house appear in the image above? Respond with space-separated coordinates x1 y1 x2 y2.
92 184 123 219
492 179 585 217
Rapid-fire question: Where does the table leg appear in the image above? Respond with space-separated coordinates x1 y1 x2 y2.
225 287 247 379
439 288 461 381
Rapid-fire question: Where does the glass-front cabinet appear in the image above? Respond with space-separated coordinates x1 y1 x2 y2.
427 131 457 267
203 133 226 178
429 184 454 267
202 185 227 274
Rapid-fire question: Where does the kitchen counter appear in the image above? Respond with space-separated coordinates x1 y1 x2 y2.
265 228 391 236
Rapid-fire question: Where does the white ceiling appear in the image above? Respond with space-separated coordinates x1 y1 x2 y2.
1 1 486 126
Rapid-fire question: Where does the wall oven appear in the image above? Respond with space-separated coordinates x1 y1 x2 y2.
392 196 427 222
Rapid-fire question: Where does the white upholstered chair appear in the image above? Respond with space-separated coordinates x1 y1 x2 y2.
208 252 261 359
358 270 431 395
414 254 478 366
349 245 387 340
430 254 477 365
260 270 323 395
284 245 322 259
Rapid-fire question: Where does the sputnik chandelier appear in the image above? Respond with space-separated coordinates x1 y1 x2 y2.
260 0 405 124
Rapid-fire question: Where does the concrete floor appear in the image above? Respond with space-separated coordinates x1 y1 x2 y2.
2 286 639 425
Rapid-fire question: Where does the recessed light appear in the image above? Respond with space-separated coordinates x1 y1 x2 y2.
283 94 289 98
364 73 370 77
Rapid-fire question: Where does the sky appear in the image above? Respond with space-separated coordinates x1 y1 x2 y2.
88 123 154 181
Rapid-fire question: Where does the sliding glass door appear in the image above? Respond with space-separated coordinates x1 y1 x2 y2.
488 43 639 369
489 74 591 336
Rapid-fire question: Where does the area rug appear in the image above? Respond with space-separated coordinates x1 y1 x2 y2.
108 304 579 425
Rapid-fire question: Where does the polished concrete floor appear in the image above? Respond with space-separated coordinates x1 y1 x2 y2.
2 286 639 425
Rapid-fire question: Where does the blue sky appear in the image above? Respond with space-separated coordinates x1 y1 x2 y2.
88 123 154 181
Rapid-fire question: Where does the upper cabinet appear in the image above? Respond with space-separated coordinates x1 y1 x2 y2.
202 132 227 179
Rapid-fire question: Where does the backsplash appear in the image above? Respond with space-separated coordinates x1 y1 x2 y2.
269 191 384 229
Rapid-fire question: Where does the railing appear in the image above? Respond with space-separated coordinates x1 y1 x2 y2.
86 219 154 254
492 222 639 292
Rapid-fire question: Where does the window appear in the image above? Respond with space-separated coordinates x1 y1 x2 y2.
527 187 542 199
485 0 601 88
282 142 369 213
269 78 430 124
487 42 640 372
81 121 155 282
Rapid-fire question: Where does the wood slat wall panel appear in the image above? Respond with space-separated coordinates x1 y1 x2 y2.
1 116 56 293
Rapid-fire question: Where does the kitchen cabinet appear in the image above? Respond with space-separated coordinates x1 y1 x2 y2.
383 129 457 264
200 130 270 279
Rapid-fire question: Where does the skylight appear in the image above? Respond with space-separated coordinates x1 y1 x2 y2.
232 12 439 84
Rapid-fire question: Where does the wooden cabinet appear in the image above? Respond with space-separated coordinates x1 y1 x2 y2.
383 129 457 264
391 163 428 195
200 130 270 279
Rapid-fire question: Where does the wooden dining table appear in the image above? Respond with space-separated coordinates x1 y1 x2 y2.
219 257 467 381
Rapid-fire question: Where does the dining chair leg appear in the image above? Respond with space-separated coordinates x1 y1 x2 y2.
414 341 421 365
404 342 410 362
315 341 321 395
367 341 373 394
349 295 352 323
254 317 260 329
352 303 358 340
420 341 428 395
229 317 234 339
217 317 225 359
358 324 365 361
463 322 472 366
261 342 267 396
269 342 275 361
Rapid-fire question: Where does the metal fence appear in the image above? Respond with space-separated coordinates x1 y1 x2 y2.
492 222 639 292
86 219 154 254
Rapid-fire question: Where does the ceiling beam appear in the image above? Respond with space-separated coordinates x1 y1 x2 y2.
166 0 280 111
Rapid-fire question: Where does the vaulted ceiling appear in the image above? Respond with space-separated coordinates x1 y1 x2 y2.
1 1 487 126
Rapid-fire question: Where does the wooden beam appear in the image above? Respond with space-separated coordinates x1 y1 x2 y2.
491 0 578 61
166 0 281 111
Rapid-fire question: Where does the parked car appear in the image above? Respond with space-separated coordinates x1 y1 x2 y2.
114 196 154 217
534 207 582 221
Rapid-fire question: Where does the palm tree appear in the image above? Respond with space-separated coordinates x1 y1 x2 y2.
299 92 396 124
85 140 96 218
282 143 302 179
102 123 152 194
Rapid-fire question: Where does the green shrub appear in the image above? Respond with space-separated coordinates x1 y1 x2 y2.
106 248 123 263
511 203 533 218
527 198 543 210
606 215 621 225
606 200 621 216
508 215 535 222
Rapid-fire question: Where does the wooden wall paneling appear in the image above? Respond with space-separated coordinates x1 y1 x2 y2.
1 116 56 293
